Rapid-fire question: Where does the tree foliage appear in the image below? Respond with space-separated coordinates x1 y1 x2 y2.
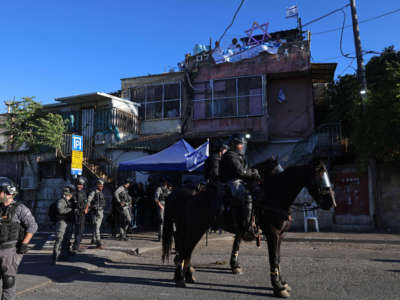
323 47 400 165
3 97 66 153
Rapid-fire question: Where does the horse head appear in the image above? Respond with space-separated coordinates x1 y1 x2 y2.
261 156 284 178
304 158 337 210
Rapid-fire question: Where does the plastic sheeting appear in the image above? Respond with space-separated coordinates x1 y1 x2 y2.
212 42 281 64
118 139 209 172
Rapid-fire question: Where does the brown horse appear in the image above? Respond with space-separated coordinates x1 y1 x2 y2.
162 159 336 298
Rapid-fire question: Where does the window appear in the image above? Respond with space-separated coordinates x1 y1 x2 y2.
59 111 81 133
193 75 264 120
130 82 181 120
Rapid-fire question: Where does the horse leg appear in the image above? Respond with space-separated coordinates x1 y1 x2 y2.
174 257 186 287
264 225 290 298
184 256 196 283
277 222 291 292
230 234 242 274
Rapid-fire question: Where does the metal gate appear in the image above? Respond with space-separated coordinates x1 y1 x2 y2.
81 108 94 161
333 172 370 215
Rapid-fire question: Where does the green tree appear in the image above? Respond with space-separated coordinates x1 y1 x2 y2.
353 47 400 164
322 47 400 166
3 97 66 154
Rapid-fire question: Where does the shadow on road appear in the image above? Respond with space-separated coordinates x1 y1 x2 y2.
19 253 275 297
372 259 400 263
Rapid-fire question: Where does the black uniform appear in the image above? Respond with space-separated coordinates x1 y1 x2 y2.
220 149 259 234
220 150 257 183
204 154 222 183
72 190 87 251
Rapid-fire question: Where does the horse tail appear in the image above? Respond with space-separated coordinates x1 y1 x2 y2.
162 192 175 263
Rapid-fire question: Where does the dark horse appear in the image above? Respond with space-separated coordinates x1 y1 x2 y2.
162 159 336 298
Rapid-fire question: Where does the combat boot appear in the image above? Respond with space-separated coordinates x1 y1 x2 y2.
241 196 256 241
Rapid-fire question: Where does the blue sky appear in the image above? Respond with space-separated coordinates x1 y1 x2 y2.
0 0 399 110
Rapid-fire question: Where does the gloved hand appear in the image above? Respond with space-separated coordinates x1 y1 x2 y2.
17 243 29 255
248 169 261 180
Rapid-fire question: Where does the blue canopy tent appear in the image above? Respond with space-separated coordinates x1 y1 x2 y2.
118 139 209 172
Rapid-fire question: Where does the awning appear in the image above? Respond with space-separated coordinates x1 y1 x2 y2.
118 139 209 172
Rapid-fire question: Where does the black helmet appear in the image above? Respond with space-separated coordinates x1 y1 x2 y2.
76 176 86 186
96 179 105 186
124 177 134 184
63 184 74 195
0 178 17 196
214 140 229 153
230 133 246 145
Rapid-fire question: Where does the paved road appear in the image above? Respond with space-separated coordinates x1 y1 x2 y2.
17 233 400 300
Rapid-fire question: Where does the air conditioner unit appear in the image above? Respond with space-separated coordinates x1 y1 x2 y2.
20 176 37 190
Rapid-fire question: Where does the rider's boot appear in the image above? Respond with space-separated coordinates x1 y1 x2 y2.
242 196 255 241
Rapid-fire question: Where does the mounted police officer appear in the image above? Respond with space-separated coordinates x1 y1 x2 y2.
204 141 229 184
88 179 106 249
154 178 169 242
0 178 37 300
53 185 75 264
72 177 88 252
220 133 260 235
114 178 134 241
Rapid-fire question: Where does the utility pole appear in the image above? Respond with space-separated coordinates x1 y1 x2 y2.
350 0 368 99
349 0 380 229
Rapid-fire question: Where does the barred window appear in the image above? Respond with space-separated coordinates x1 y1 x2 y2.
193 75 264 120
130 82 181 120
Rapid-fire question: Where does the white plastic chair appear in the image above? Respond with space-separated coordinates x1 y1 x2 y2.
303 203 319 232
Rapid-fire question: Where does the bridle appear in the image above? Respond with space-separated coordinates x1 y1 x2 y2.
313 164 337 208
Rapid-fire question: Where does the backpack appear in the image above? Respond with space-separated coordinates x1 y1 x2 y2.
48 201 58 223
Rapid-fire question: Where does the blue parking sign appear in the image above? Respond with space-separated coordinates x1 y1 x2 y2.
72 135 83 152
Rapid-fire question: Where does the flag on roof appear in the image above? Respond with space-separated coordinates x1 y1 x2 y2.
286 5 299 19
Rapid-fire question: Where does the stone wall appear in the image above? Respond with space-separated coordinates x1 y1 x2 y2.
377 164 400 232
36 178 66 225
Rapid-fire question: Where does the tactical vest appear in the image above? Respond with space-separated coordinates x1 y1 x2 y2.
76 191 87 210
56 198 73 222
0 203 21 244
92 190 105 209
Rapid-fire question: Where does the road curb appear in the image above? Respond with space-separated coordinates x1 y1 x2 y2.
284 237 400 245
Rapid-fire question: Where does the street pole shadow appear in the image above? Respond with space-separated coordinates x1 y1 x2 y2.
372 259 400 263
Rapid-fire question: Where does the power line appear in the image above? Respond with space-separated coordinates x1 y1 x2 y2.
303 4 350 27
338 58 356 76
339 8 356 59
218 0 246 43
312 7 400 35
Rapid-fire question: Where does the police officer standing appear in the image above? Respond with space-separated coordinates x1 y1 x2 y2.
154 178 169 242
114 178 133 241
0 179 37 300
53 185 75 264
88 179 106 249
220 134 260 234
72 177 88 252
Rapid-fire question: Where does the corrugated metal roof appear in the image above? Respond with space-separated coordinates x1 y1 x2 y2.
311 63 337 83
108 133 182 153
55 92 140 107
